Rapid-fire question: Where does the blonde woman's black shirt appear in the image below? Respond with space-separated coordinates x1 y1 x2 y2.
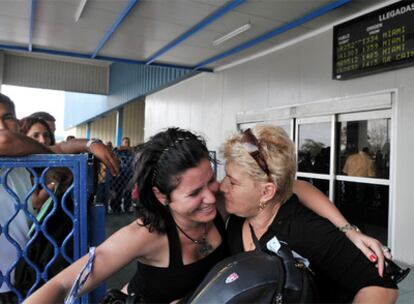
226 194 397 303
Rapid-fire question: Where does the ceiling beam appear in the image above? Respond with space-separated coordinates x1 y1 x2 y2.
91 0 138 58
193 0 352 70
74 0 88 23
145 0 245 65
28 0 36 51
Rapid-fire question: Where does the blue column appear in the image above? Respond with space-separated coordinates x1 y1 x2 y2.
86 121 91 139
115 107 123 147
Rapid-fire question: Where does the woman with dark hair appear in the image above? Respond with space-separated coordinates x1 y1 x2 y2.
25 127 391 303
25 128 228 303
124 128 228 301
14 117 74 296
20 116 55 146
19 117 57 210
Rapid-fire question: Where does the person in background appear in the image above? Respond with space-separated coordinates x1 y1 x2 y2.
16 117 74 295
221 125 398 303
0 94 34 304
0 93 119 303
25 128 390 304
120 137 131 150
66 135 75 141
342 146 376 228
343 146 375 178
20 117 55 146
106 141 113 150
29 112 56 135
19 116 56 211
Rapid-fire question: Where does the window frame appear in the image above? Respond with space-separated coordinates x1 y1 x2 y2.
236 90 395 246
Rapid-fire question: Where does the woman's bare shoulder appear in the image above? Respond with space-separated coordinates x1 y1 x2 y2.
107 218 165 258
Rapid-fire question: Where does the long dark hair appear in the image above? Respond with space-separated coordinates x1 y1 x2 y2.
133 128 212 233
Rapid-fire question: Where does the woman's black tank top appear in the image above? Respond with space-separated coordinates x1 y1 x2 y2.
127 212 229 303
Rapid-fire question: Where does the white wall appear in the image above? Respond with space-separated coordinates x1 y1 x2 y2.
122 99 145 146
90 111 117 144
74 124 87 139
145 28 414 265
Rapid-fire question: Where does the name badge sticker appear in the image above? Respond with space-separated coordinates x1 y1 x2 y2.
266 236 281 254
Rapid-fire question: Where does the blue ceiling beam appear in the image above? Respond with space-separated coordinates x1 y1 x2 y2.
145 0 245 65
28 0 36 51
91 0 138 58
193 0 352 70
0 43 212 72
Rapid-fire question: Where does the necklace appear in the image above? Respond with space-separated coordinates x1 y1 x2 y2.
175 223 213 257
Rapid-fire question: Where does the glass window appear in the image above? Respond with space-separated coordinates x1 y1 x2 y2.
337 118 390 179
335 181 389 244
297 122 331 174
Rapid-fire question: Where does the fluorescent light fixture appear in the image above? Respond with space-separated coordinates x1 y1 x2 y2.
74 0 88 22
213 23 251 46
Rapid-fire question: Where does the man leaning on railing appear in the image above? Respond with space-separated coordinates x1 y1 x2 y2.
0 92 119 304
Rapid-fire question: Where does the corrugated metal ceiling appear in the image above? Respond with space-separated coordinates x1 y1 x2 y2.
0 0 388 71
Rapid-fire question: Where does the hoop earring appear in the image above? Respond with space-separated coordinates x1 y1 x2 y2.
259 201 267 210
163 199 171 209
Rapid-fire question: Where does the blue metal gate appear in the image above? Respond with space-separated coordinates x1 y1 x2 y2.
0 154 98 303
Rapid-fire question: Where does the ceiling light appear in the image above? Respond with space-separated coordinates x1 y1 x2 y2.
213 23 251 46
74 0 88 22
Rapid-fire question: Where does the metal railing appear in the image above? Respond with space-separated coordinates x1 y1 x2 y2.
97 148 134 214
0 154 102 304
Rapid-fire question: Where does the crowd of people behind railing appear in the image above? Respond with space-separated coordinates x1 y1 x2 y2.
0 89 139 303
97 137 137 214
0 92 119 303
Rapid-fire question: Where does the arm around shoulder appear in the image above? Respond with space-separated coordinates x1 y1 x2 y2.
293 180 389 276
293 180 348 227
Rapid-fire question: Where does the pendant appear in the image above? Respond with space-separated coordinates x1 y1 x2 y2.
198 241 213 256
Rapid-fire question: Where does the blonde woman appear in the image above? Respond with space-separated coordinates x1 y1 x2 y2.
221 125 398 303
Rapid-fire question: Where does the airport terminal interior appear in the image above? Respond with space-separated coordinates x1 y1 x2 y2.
1 0 414 303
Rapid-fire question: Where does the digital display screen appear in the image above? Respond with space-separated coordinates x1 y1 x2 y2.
333 0 414 80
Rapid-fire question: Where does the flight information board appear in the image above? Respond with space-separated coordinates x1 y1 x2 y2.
333 1 414 80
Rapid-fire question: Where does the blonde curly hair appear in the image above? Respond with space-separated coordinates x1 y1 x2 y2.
222 124 296 204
